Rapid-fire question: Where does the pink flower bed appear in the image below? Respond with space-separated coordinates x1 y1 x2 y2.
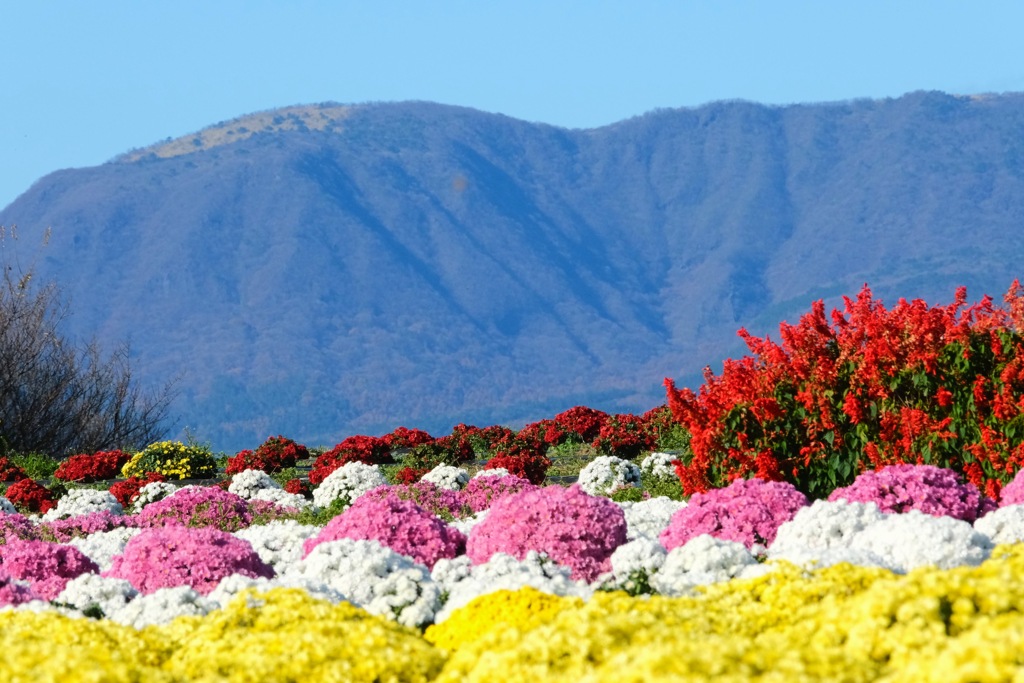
460 474 538 513
40 510 135 543
135 486 253 531
0 539 99 599
361 481 466 520
0 512 40 545
105 526 274 595
0 567 40 606
828 464 996 522
660 477 808 550
304 495 465 569
467 484 627 581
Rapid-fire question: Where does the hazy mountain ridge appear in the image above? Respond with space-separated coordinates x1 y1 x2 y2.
3 92 1024 450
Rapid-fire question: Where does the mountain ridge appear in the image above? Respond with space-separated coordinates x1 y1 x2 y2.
3 91 1024 451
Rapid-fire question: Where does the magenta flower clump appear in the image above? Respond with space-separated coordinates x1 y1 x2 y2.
303 495 466 569
135 486 253 531
466 484 627 582
661 477 808 551
40 510 136 543
361 481 466 520
0 567 41 606
459 474 538 513
0 539 99 599
104 525 274 595
997 468 1024 506
827 464 995 522
1 512 40 545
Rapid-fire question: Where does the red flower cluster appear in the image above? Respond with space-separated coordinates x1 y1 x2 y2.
382 426 435 449
108 472 167 508
553 405 609 443
665 282 1024 499
5 479 56 514
590 413 659 460
53 450 131 483
483 453 550 485
309 435 392 485
225 435 307 475
395 466 431 485
0 457 28 483
283 478 312 499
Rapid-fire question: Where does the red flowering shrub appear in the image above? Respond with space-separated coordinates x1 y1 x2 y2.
225 435 307 475
395 467 431 485
53 450 131 483
484 452 551 485
382 426 435 449
309 435 392 485
402 434 476 472
0 457 28 483
283 478 312 499
449 423 515 452
5 479 56 514
108 472 167 508
518 419 568 447
554 406 610 443
591 413 659 460
665 282 1024 500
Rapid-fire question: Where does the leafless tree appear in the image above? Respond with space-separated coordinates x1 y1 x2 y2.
0 226 174 456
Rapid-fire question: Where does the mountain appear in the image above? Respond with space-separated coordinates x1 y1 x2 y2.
3 92 1024 451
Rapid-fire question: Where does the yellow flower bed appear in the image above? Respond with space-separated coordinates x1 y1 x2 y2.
6 547 1024 681
121 440 217 480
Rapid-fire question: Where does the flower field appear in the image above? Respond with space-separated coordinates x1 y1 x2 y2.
6 284 1024 680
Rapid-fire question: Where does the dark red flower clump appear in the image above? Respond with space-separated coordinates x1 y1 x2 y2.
54 450 131 483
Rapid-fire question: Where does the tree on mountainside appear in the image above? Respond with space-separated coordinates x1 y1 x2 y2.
0 227 174 457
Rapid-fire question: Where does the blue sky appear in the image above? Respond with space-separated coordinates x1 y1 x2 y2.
3 1 1024 210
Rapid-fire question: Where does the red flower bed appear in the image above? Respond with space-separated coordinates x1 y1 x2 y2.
53 450 131 483
225 435 307 475
382 426 435 449
4 479 56 514
0 457 28 483
591 413 659 460
665 282 1024 499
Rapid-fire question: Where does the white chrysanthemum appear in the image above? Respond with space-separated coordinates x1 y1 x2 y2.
421 463 470 491
474 468 509 478
847 509 994 574
41 488 123 521
206 573 345 609
233 520 320 573
312 462 387 509
640 451 679 480
599 537 667 594
0 496 16 514
768 499 888 564
132 482 180 512
577 456 641 496
652 534 764 596
619 496 686 540
286 538 440 628
251 487 313 511
228 469 281 500
974 505 1024 545
56 574 138 616
433 551 593 623
66 527 143 572
107 586 216 629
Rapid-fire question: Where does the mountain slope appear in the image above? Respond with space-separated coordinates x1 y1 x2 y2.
3 93 1024 450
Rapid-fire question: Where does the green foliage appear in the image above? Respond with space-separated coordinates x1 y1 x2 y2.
10 451 59 480
295 497 348 526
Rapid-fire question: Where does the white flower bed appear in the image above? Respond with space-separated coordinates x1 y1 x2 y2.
228 469 281 500
132 482 180 511
42 488 123 520
312 462 387 508
420 463 470 490
640 451 679 479
576 455 641 496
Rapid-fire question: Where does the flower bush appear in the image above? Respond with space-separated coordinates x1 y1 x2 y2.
483 450 550 485
107 472 167 508
309 435 392 485
382 426 435 449
4 478 56 514
421 463 470 490
311 461 387 508
53 450 131 483
0 512 38 545
135 486 253 531
828 464 996 522
225 434 307 475
40 510 132 543
41 488 123 521
577 455 642 496
227 468 281 500
460 474 538 513
660 477 808 550
105 525 274 594
665 282 1024 500
362 481 468 521
0 567 40 606
304 495 466 569
467 484 627 581
0 457 28 483
0 538 99 599
591 412 659 459
121 440 217 480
